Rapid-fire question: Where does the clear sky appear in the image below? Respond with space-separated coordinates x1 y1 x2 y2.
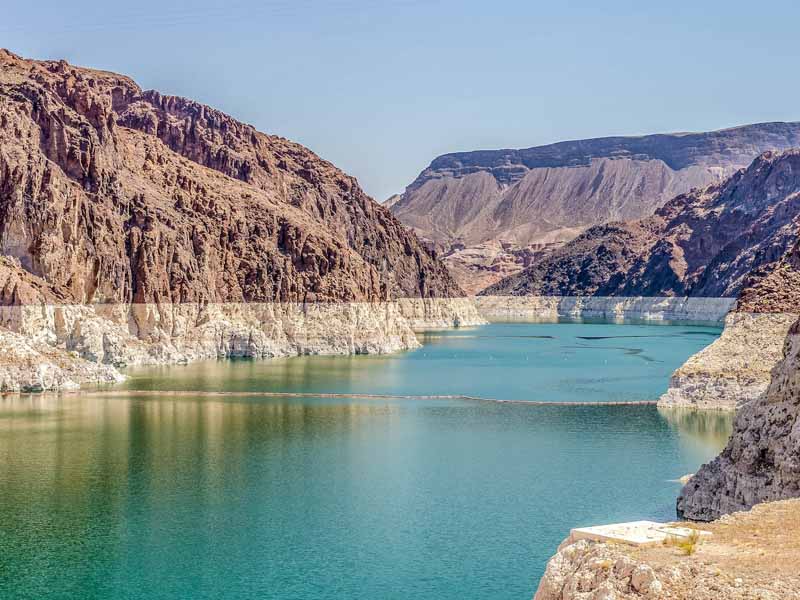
4 0 800 200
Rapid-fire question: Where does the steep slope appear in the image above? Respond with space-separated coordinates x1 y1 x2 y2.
676 243 800 519
484 149 800 299
392 124 800 292
0 49 463 304
0 50 479 390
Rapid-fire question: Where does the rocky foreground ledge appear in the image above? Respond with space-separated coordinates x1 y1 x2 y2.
532 499 800 600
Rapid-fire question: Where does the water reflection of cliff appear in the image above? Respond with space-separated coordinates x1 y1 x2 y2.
657 406 734 458
0 394 400 597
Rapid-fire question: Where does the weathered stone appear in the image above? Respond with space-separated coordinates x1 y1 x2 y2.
677 321 800 520
658 312 798 411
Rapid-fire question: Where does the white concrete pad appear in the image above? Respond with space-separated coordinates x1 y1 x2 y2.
569 520 711 547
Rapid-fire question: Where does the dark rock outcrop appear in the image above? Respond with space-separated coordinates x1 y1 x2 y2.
484 150 800 300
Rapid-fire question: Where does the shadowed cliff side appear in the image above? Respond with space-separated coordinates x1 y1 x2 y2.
484 149 800 299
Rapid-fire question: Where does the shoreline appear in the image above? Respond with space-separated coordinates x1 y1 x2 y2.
0 297 485 393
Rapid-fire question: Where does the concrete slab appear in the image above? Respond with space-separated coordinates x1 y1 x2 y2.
569 520 712 547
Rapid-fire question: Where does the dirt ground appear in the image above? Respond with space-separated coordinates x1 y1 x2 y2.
630 499 800 599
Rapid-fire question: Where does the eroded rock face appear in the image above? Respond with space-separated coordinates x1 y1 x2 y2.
658 312 798 411
0 49 482 391
677 321 800 520
0 328 123 392
394 126 800 249
659 239 800 411
485 150 800 299
0 49 462 306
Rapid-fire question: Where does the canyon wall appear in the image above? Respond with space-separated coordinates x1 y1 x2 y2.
658 312 797 411
0 50 480 392
474 295 734 323
0 297 483 392
675 240 800 517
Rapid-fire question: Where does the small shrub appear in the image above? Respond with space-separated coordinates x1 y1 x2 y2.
663 530 701 556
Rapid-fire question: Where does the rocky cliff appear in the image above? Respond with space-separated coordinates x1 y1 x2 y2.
656 234 800 412
676 243 800 518
392 124 800 291
0 50 482 391
658 312 797 411
0 49 463 304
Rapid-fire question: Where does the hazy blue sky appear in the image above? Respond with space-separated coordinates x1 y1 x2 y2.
4 0 800 199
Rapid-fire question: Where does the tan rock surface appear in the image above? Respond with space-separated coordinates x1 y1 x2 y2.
533 499 800 600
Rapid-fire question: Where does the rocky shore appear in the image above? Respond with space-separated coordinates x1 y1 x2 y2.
676 317 800 520
657 312 798 411
474 295 734 323
0 297 483 392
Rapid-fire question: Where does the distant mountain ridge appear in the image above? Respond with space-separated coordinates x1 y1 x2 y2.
390 122 800 293
483 149 800 299
408 122 800 189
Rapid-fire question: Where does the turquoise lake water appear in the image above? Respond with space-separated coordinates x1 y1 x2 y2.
0 322 733 599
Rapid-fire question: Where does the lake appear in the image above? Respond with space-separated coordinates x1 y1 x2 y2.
0 321 733 599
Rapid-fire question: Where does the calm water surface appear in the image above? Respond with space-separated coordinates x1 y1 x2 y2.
0 322 732 599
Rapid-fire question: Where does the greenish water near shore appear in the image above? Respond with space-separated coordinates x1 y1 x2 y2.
0 322 731 599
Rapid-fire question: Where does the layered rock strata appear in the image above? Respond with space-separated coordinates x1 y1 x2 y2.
474 295 734 324
392 124 800 291
676 320 800 520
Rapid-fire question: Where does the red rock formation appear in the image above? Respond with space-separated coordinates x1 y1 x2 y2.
0 49 463 307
